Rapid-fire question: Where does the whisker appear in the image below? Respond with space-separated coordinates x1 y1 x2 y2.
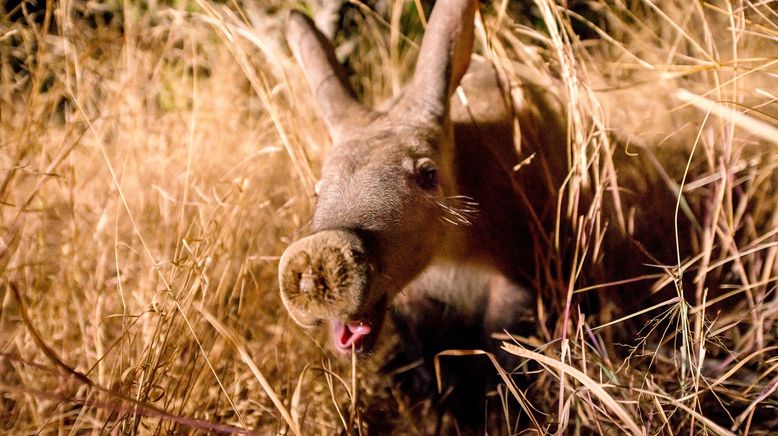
428 194 480 226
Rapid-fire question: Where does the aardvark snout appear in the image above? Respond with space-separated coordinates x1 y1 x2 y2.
278 230 373 327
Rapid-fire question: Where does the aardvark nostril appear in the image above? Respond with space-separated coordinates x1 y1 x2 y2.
278 230 372 326
299 268 318 295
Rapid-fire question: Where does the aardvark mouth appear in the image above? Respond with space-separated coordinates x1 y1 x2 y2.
328 293 389 355
332 320 372 351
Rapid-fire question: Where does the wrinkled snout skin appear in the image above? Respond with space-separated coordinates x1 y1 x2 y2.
278 230 373 327
279 229 394 354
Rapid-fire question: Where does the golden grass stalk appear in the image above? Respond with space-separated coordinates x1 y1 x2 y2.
198 306 301 436
501 342 642 435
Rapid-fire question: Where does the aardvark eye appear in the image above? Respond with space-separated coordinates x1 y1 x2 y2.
417 161 439 191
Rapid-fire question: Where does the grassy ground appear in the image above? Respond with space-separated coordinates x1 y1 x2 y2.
1 0 777 434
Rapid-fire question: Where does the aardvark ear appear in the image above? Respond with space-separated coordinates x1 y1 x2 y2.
286 11 373 141
405 0 476 122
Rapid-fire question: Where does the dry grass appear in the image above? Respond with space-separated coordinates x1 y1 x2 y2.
1 0 777 434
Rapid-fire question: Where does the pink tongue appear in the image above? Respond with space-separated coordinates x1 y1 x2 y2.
333 321 372 351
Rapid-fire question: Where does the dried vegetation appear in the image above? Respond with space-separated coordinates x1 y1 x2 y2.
0 0 777 434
